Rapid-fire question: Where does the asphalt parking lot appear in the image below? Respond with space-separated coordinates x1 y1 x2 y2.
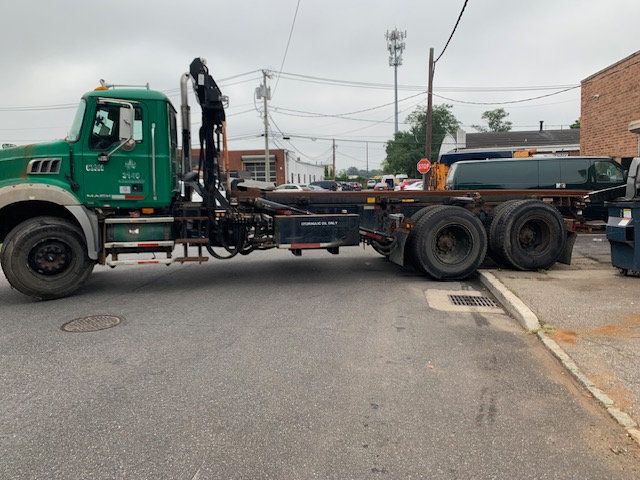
1 247 638 479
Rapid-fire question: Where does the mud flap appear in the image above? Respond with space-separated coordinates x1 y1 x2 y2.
558 230 577 265
388 230 409 267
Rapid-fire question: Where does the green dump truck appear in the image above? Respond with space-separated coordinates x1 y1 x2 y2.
0 58 585 300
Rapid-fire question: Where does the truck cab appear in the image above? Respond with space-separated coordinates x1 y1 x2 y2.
70 88 179 209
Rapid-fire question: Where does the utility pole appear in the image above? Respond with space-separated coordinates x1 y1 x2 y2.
256 70 271 182
365 141 369 178
423 47 434 191
332 138 336 180
386 28 406 134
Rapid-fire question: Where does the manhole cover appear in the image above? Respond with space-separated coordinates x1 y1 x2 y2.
62 315 122 333
449 295 498 308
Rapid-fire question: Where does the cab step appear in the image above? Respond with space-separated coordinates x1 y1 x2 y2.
106 256 209 267
104 241 175 249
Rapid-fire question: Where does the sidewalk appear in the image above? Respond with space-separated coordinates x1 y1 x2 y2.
489 234 640 423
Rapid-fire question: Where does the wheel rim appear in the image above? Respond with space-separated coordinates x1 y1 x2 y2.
431 224 473 265
27 240 73 276
516 217 551 254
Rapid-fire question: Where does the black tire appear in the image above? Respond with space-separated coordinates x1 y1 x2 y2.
404 205 449 268
487 200 527 266
489 199 566 271
412 206 487 280
1 216 95 300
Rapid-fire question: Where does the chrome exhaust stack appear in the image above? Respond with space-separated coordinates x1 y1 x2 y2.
180 72 192 175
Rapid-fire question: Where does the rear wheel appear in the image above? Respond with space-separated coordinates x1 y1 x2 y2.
487 200 526 266
412 206 487 280
404 205 448 268
489 200 566 270
1 216 95 300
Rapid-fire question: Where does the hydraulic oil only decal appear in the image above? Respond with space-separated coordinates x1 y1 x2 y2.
300 220 338 227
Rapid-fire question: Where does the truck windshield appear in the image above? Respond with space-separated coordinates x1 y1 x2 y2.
65 99 86 142
445 163 457 188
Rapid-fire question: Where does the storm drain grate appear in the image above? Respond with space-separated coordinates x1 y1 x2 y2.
62 315 122 333
449 295 498 308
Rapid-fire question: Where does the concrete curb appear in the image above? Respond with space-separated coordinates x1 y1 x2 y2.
478 269 640 447
478 271 541 332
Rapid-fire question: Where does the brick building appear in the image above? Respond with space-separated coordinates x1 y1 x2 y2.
581 50 640 168
191 148 325 185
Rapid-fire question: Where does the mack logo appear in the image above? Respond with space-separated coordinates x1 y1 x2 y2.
86 164 104 172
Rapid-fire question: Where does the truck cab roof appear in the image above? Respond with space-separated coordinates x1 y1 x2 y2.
83 88 171 104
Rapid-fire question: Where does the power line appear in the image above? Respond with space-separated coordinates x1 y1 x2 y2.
272 90 425 120
0 71 261 111
0 103 77 112
162 70 261 92
435 0 470 64
272 0 302 97
268 113 318 162
274 70 577 92
272 107 411 125
433 85 580 105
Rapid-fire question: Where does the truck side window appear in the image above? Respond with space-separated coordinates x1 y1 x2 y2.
89 105 143 150
561 159 590 186
593 161 624 183
133 109 143 142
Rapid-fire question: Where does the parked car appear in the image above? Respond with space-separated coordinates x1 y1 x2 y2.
381 174 396 190
310 180 342 191
339 182 353 191
373 182 389 191
398 178 422 190
307 184 328 191
366 179 377 189
348 182 362 191
395 178 421 191
445 156 625 191
445 156 626 220
404 180 424 191
274 183 311 191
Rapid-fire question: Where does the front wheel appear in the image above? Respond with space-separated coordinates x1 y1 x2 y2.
1 216 95 300
412 206 487 280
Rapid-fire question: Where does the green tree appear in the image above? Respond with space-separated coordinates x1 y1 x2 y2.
472 108 512 132
570 118 580 129
336 169 349 181
383 104 460 176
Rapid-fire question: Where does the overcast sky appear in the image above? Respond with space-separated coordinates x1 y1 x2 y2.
1 0 639 171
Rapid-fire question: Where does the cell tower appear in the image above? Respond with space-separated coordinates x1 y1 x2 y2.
385 28 407 134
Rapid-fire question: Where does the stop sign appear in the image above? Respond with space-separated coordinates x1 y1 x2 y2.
417 158 431 174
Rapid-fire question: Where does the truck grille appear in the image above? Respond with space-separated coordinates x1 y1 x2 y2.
27 157 62 174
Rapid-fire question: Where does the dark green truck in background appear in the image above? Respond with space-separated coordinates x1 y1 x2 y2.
445 156 625 191
445 156 626 219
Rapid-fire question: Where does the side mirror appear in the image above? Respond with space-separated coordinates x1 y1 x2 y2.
119 106 134 142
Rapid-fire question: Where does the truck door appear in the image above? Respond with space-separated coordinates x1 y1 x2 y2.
560 158 590 190
592 159 625 189
81 100 151 207
538 159 561 189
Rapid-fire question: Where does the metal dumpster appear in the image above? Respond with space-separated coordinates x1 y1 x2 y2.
607 201 640 274
605 157 640 274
